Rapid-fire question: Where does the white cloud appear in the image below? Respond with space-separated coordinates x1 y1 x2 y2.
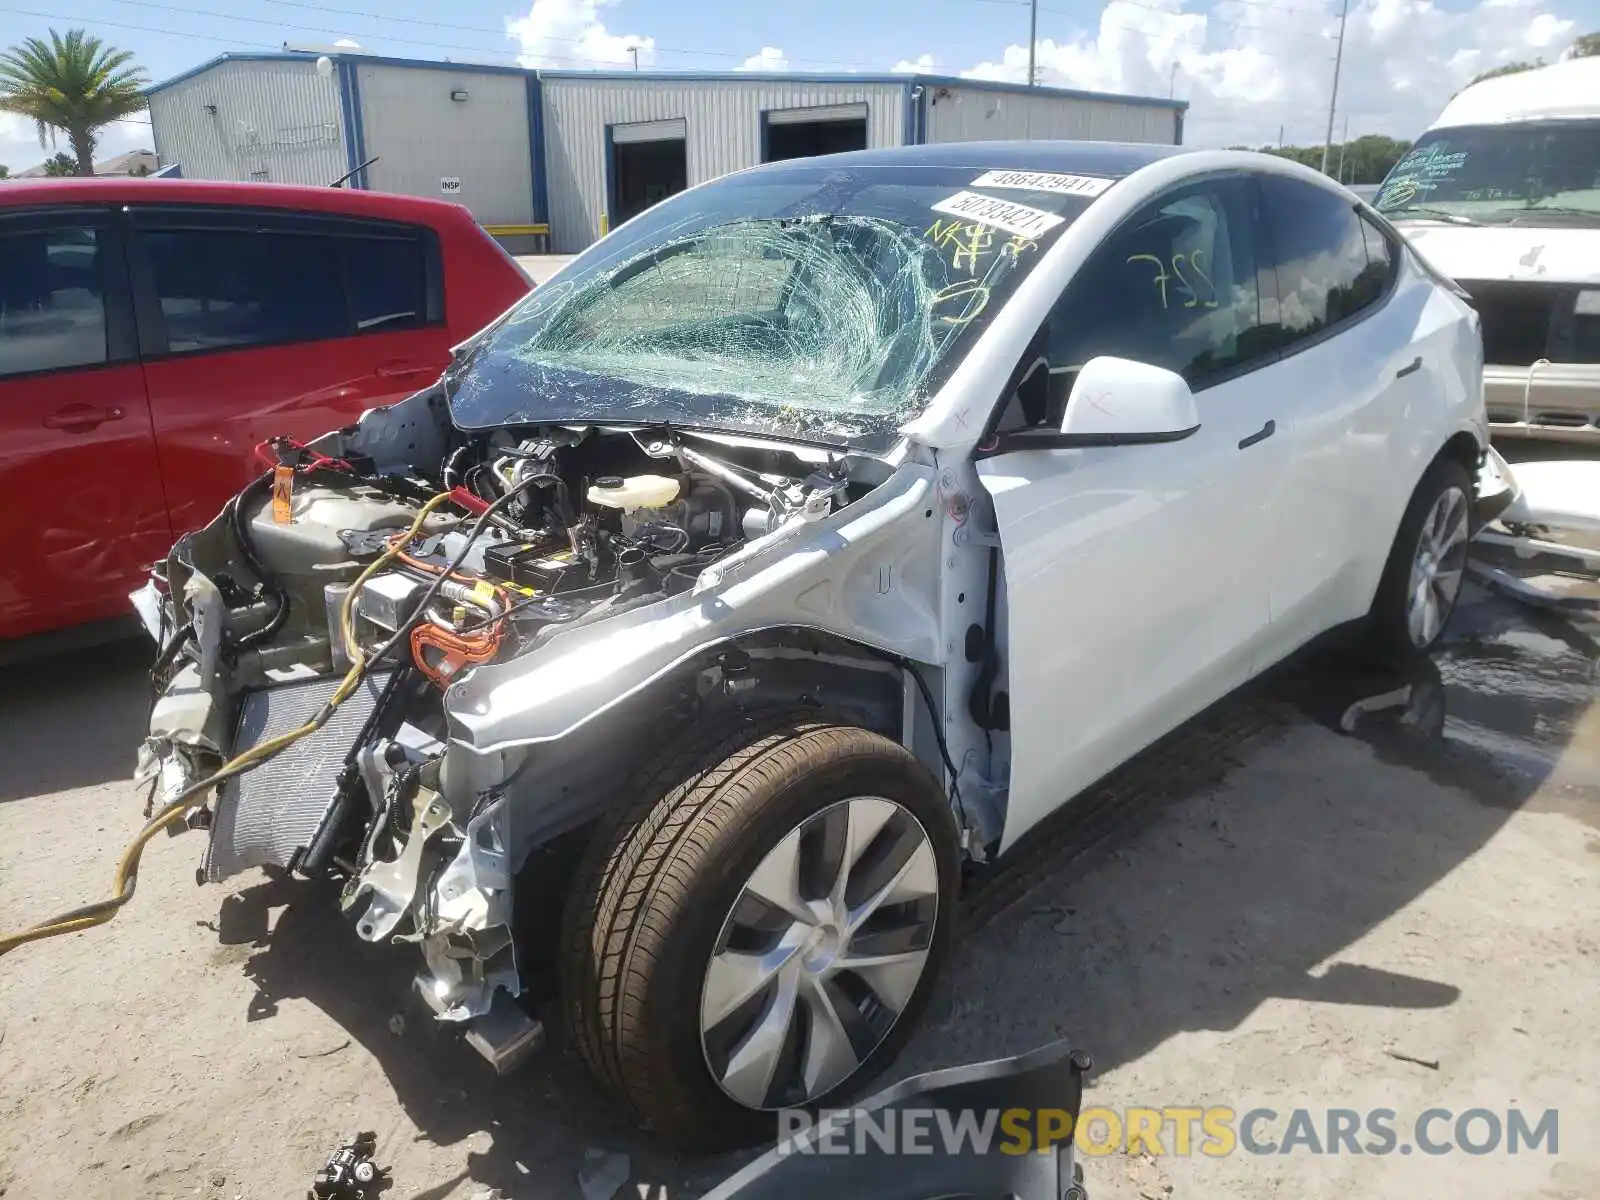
506 0 656 70
739 47 791 72
892 53 938 74
952 0 1583 147
0 111 149 175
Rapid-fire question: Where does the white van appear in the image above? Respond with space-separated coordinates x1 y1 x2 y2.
1374 56 1600 445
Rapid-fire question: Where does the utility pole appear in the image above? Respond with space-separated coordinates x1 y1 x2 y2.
1320 0 1349 175
1278 123 1284 148
1336 114 1349 181
1169 61 1179 97
627 44 639 71
1027 0 1038 86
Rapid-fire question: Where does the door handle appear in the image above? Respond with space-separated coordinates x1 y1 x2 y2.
1396 356 1423 379
42 404 124 432
1237 418 1276 450
375 360 430 379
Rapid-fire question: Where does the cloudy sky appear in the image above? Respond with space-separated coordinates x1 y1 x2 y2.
0 0 1589 174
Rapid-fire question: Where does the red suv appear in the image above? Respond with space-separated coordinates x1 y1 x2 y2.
0 178 531 643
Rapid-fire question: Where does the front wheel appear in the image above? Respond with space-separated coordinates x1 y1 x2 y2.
558 712 960 1150
1368 456 1472 656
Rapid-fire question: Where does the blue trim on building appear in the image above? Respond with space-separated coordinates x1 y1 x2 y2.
525 75 548 223
146 52 1186 115
146 49 534 97
1174 109 1185 145
901 81 916 147
320 52 532 78
335 60 362 184
537 68 1187 112
602 123 616 236
144 51 317 96
345 61 372 187
758 109 771 162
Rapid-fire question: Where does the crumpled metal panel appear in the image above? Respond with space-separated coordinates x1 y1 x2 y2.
203 672 390 882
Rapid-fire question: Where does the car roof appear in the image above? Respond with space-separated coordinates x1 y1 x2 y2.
0 176 474 222
739 139 1192 181
1432 56 1600 130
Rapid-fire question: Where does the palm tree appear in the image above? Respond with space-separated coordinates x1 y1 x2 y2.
0 29 148 177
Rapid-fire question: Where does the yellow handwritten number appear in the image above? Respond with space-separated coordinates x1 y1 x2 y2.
1002 235 1038 262
926 219 995 274
1127 253 1170 308
1187 249 1219 308
931 279 991 325
1170 253 1198 308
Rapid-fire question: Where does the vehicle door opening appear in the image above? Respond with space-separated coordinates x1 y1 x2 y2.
609 120 688 227
763 104 869 163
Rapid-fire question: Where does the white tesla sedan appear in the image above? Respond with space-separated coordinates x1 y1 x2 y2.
128 141 1486 1149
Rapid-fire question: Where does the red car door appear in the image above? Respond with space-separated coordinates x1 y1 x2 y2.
0 209 171 640
128 208 452 533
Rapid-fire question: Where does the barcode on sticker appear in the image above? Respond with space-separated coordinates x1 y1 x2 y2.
930 192 1066 240
971 169 1114 197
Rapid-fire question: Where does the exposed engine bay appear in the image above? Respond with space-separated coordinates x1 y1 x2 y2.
131 390 952 1047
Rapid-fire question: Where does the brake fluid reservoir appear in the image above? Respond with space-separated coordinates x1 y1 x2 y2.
587 474 681 510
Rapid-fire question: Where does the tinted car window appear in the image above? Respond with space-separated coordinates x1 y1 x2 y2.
1262 177 1390 346
1359 214 1395 290
1046 178 1266 387
142 228 347 354
0 225 108 378
344 233 427 332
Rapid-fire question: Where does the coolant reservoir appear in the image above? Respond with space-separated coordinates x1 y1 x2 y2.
587 474 681 510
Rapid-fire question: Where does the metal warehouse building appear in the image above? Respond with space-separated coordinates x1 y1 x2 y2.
147 51 1187 253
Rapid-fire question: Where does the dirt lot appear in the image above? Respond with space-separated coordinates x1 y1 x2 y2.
1 584 1596 1200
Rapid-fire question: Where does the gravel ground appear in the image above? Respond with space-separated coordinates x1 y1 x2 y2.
0 587 1595 1200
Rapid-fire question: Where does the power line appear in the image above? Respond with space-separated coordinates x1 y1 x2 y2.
0 5 286 51
1040 0 1340 45
121 0 894 72
960 0 1340 46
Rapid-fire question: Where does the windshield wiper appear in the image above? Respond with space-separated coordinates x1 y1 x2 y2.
1498 206 1600 227
1386 206 1481 226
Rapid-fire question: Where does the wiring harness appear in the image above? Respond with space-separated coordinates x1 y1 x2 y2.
0 483 527 959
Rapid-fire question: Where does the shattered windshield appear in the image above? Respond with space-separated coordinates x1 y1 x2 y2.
448 163 1105 449
1374 121 1600 228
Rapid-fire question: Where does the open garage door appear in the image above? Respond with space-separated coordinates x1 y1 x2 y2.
764 103 869 162
610 119 688 228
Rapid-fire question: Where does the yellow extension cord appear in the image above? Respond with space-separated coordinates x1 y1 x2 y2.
0 491 455 959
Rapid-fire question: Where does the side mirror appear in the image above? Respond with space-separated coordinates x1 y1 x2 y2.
1058 356 1201 444
981 355 1201 455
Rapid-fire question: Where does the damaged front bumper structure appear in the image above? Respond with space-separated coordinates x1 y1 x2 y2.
137 646 538 1065
132 388 964 1076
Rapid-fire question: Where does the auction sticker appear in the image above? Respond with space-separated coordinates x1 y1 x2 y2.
930 191 1066 239
971 169 1113 197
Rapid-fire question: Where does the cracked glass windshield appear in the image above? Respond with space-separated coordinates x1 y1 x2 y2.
1374 121 1600 227
447 163 1102 449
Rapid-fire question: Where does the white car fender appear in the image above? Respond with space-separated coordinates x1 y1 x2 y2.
443 461 945 756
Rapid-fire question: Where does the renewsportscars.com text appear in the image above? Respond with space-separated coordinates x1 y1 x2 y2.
776 1106 1560 1158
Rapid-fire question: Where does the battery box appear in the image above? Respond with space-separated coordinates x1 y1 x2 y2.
483 539 581 591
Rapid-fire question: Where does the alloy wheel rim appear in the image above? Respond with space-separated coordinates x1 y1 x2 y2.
698 795 940 1110
1407 484 1469 648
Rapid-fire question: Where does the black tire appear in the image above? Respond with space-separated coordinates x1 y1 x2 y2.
1367 455 1473 658
558 710 961 1150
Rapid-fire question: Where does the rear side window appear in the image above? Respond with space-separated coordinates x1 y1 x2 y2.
0 225 108 377
1261 176 1392 347
142 227 347 354
343 232 427 332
